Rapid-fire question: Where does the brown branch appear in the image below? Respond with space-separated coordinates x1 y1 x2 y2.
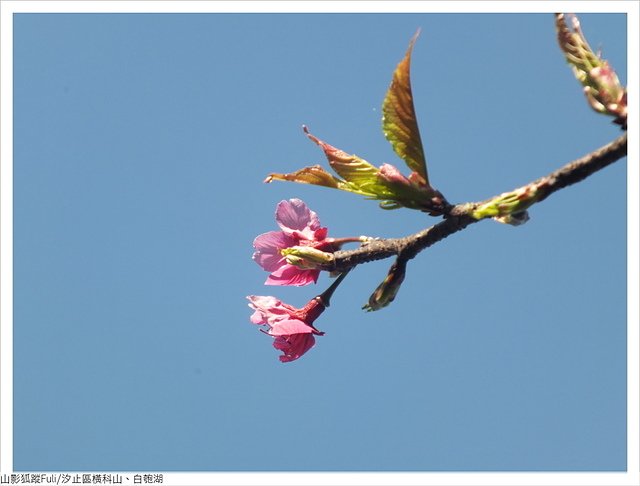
321 133 627 273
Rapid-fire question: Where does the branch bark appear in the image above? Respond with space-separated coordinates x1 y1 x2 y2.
321 133 628 273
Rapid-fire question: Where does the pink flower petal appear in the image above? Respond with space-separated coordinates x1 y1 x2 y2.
312 227 328 241
264 264 319 286
246 295 297 325
252 231 296 271
267 318 315 336
275 199 322 239
247 295 280 309
253 231 296 252
273 333 316 362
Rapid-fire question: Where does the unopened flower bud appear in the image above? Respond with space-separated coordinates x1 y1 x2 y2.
281 246 334 269
363 259 407 312
471 184 539 225
556 13 627 127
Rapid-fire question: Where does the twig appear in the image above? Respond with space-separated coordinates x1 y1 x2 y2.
320 133 627 272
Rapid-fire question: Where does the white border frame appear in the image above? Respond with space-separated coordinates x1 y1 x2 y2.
1 2 638 485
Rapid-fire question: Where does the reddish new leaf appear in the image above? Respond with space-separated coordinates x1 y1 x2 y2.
265 165 342 189
303 127 395 198
382 30 429 186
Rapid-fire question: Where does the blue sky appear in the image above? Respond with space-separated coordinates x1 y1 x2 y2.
10 11 629 472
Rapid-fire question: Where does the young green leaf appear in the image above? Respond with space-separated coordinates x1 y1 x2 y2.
265 165 342 189
303 127 395 198
265 34 450 215
265 164 380 198
382 30 430 186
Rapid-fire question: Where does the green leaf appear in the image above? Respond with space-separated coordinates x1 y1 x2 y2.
555 13 601 81
470 184 539 225
382 30 429 186
265 163 385 199
303 127 395 198
267 126 448 214
265 165 342 189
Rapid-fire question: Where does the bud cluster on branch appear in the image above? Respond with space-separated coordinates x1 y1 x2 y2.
246 14 628 362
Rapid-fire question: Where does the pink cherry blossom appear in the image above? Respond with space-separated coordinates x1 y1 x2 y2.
272 334 316 363
253 199 336 286
247 295 326 362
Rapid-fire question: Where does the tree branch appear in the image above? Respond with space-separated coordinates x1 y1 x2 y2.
321 133 627 273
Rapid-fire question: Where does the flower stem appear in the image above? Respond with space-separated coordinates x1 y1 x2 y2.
318 271 350 306
331 236 372 245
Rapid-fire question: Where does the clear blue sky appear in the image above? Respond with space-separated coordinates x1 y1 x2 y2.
12 12 627 471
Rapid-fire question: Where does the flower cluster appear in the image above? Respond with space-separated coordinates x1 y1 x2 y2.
247 199 352 362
